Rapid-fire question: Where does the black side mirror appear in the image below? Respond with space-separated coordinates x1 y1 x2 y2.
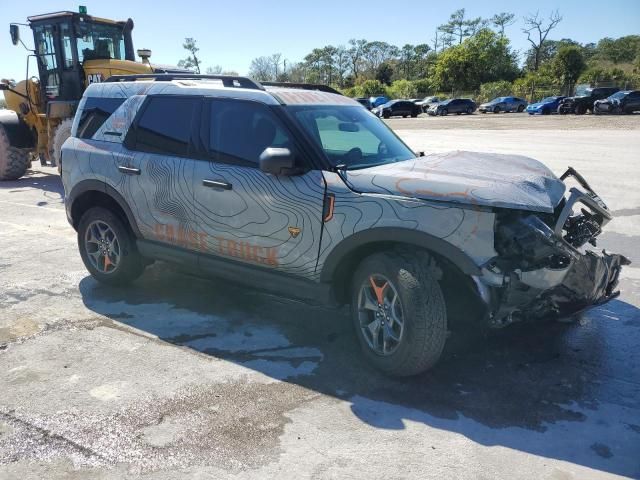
10 24 20 46
259 147 296 175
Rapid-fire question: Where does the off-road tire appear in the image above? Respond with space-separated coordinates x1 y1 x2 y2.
51 118 73 168
78 207 145 286
350 250 447 376
0 124 29 181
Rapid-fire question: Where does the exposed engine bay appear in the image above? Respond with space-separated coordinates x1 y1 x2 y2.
477 167 630 327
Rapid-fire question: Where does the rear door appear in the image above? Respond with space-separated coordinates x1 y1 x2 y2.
122 95 200 251
192 98 326 279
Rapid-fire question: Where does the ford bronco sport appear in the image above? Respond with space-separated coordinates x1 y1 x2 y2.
61 74 629 376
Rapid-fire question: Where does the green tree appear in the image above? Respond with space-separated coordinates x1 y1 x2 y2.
354 79 387 97
552 46 586 93
432 29 519 91
596 36 640 64
438 9 486 45
178 38 201 73
388 79 418 99
375 62 394 85
491 12 515 38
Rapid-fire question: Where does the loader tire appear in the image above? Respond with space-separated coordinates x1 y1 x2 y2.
0 124 29 181
51 118 73 169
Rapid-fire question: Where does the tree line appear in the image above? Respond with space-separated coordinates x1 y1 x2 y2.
178 9 640 101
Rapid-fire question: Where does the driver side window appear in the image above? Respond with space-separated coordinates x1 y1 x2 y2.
208 99 292 168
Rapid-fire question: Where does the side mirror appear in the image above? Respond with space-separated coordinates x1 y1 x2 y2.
259 147 296 175
10 24 20 46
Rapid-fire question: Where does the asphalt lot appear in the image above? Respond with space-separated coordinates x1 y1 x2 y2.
1 114 639 479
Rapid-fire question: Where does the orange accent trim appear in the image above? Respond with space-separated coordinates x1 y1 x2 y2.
369 276 388 305
323 194 335 222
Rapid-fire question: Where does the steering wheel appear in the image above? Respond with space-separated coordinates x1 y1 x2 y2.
344 147 363 164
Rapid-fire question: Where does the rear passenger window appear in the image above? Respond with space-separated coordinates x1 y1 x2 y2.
208 99 291 167
77 97 125 139
132 96 197 156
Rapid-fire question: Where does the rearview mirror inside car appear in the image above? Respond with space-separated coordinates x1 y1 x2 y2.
10 24 20 46
259 147 296 175
338 122 360 132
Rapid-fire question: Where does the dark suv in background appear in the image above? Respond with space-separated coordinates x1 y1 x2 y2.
427 98 476 116
372 100 420 118
558 86 620 114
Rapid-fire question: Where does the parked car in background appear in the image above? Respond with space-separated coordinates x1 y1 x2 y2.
372 100 421 118
369 96 390 108
557 86 619 114
415 96 441 112
526 96 566 115
593 90 640 114
427 98 476 116
478 96 528 113
355 97 372 110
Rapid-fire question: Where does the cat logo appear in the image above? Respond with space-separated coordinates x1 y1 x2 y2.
87 73 103 84
288 226 301 238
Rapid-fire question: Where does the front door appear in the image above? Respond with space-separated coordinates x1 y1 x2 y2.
192 98 326 279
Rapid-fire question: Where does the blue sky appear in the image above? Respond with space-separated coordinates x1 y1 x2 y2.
2 0 639 81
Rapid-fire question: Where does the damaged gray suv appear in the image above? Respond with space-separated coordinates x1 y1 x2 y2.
61 74 629 376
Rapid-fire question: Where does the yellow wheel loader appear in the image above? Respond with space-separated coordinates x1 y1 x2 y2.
0 8 186 180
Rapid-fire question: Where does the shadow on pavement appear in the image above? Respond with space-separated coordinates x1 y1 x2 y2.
0 169 64 206
79 262 640 477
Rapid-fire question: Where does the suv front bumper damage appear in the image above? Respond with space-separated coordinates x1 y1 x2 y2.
476 168 630 327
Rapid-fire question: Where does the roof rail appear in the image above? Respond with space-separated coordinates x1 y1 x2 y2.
104 74 265 91
261 82 343 95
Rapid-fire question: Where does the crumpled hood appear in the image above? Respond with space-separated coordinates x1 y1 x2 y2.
344 151 567 213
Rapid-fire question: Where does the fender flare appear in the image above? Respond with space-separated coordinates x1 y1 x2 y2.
67 179 142 237
0 109 35 148
319 227 481 283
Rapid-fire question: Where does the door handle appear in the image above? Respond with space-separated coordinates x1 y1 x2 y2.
118 166 141 175
203 179 232 190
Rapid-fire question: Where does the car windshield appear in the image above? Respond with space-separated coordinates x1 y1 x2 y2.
609 91 627 100
492 97 507 103
288 105 416 170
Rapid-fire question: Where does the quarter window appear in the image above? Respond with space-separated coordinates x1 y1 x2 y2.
132 96 198 156
209 100 291 167
77 97 126 139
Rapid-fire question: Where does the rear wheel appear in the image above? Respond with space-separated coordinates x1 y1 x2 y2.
77 207 145 286
0 124 29 181
517 105 525 112
575 104 587 115
351 250 447 376
467 107 473 114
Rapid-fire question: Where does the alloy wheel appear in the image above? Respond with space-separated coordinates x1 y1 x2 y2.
357 274 405 356
85 220 121 274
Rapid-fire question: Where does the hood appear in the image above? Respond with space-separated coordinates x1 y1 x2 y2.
343 151 566 213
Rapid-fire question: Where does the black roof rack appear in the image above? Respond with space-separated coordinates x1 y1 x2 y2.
104 74 264 91
261 82 343 95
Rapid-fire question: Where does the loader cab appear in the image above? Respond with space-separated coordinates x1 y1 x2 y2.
25 11 135 105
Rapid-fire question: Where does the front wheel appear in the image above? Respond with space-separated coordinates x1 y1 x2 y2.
440 109 448 116
351 250 447 376
493 106 500 114
78 207 145 286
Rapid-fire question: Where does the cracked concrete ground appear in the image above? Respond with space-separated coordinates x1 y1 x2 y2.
1 115 639 479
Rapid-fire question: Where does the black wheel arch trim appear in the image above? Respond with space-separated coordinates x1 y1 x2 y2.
68 180 142 237
320 227 481 282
